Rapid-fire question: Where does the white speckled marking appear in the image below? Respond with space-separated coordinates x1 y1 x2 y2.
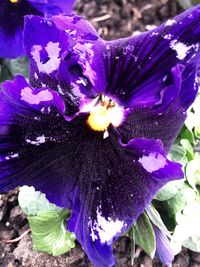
21 87 53 104
103 130 109 139
26 135 46 145
31 42 61 74
73 42 96 85
138 152 167 173
89 206 124 244
165 19 176 26
5 153 19 160
170 40 191 60
163 34 173 40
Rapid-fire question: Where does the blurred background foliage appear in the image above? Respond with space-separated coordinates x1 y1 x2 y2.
177 0 200 9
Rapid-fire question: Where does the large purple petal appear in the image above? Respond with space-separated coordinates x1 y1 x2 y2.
101 4 200 106
24 14 101 88
66 135 183 266
24 14 105 116
117 63 198 152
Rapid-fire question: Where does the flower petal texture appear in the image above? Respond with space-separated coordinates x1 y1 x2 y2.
153 225 174 266
0 0 75 58
1 4 200 267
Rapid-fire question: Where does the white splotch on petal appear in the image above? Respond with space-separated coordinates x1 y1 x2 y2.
5 153 19 161
25 135 46 146
31 42 61 74
170 40 192 60
73 42 96 85
163 34 173 40
165 19 176 26
103 130 109 139
21 87 53 105
89 206 124 244
138 153 167 173
76 77 88 87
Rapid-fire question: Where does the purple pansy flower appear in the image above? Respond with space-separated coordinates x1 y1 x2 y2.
0 5 200 267
0 0 75 58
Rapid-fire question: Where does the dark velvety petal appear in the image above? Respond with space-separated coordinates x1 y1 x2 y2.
101 4 200 105
0 75 99 209
153 225 174 266
29 0 75 15
117 63 198 152
67 133 183 267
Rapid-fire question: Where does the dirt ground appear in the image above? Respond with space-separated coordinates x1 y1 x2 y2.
1 0 200 266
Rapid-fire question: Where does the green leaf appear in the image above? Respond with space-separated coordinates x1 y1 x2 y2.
171 198 200 254
176 0 192 9
18 186 76 256
180 139 194 161
179 126 195 145
160 183 195 217
168 144 188 166
129 228 136 266
4 57 28 78
146 205 171 238
155 180 184 201
18 186 60 215
0 59 13 83
186 159 200 189
177 0 200 9
194 125 200 139
152 206 176 232
194 153 200 160
185 111 197 131
192 0 200 5
28 209 76 256
192 93 200 114
132 213 156 258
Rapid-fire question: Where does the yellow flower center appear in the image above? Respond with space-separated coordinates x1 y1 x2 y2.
87 96 124 132
10 0 18 3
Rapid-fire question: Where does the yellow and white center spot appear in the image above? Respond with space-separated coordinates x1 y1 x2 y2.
10 0 18 3
87 96 124 132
